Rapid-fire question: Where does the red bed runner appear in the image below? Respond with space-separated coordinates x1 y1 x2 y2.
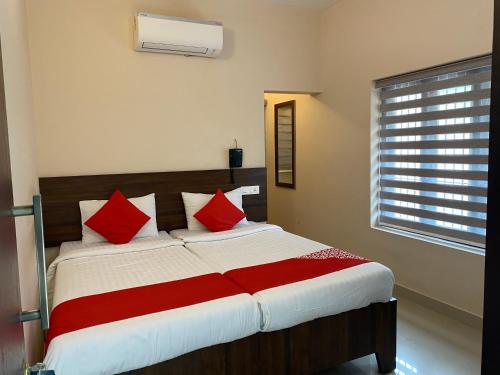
224 248 370 294
46 273 243 347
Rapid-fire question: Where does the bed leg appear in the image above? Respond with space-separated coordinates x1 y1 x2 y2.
376 351 396 374
374 298 397 374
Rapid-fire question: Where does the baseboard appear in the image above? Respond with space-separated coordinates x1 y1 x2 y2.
393 284 483 330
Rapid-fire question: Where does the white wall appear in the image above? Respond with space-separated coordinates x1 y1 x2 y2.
0 0 41 363
26 0 322 177
266 0 492 317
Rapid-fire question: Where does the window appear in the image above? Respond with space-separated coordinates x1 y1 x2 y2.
372 55 491 251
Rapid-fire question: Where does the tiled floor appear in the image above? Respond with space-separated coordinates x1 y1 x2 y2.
323 296 482 375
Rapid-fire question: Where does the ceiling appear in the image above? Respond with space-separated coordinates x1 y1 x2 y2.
270 0 339 10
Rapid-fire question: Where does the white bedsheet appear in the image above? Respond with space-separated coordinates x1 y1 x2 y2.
169 222 282 243
171 225 395 332
44 232 261 375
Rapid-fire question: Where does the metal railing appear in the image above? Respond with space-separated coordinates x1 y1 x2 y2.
4 195 49 330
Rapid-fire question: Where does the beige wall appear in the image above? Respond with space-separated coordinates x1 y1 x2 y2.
265 93 323 229
0 0 41 363
265 0 492 317
26 0 321 177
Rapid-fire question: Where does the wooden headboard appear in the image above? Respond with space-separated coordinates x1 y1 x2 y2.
39 168 267 247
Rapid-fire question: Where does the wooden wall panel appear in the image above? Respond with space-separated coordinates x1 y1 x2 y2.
39 168 267 247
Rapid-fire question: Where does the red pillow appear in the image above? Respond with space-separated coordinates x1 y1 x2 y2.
194 189 246 232
84 190 151 244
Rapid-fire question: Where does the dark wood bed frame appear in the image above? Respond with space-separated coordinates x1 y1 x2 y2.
39 167 396 374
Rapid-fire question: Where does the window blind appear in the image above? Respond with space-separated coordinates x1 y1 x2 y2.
374 55 491 249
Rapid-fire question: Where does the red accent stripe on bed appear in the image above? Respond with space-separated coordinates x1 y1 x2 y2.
46 273 243 347
224 248 370 294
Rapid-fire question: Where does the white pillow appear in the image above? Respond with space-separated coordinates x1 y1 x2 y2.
181 189 249 231
79 193 159 244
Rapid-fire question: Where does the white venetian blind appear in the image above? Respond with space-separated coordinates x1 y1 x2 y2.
374 55 491 249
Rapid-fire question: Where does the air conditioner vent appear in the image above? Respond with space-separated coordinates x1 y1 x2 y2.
141 42 208 55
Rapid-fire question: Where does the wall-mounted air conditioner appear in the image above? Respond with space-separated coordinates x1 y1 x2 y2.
134 13 223 58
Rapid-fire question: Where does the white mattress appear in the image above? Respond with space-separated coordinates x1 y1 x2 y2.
171 225 395 332
44 232 261 375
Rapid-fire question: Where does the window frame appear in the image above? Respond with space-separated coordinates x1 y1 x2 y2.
370 54 492 255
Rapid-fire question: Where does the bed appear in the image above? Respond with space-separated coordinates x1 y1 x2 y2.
44 232 261 374
39 168 397 374
170 223 395 332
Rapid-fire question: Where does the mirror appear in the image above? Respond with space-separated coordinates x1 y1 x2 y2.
274 100 295 188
